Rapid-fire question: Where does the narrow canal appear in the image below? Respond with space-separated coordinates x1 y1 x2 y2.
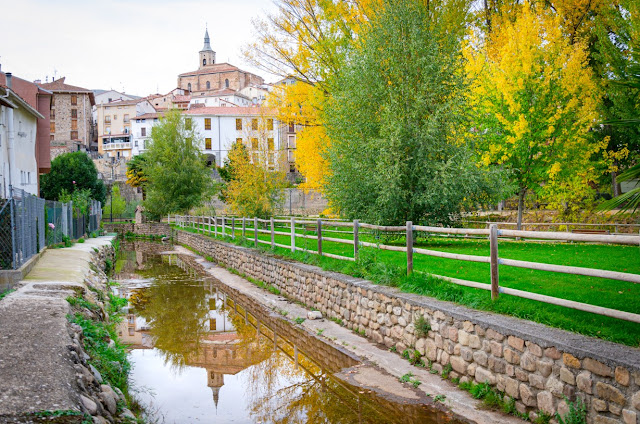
113 242 463 424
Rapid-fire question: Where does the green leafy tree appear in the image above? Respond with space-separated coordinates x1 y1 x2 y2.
125 153 148 200
143 110 213 218
41 151 106 205
217 140 250 203
324 0 500 226
103 184 126 217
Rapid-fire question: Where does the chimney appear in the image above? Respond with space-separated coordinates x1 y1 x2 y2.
34 79 41 84
6 73 12 89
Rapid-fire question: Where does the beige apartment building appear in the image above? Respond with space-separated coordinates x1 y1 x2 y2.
95 98 155 177
39 77 95 158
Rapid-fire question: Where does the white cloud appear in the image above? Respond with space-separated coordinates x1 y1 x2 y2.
0 0 278 95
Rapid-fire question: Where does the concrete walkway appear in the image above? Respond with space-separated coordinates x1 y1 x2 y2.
0 237 113 419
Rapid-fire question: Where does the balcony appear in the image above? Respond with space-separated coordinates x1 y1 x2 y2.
103 142 132 151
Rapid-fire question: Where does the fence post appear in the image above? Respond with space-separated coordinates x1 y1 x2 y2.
290 217 296 252
222 216 226 237
242 218 246 238
406 221 413 275
214 216 218 237
317 219 323 256
254 217 258 247
353 220 359 260
232 217 236 239
270 217 275 248
490 224 500 300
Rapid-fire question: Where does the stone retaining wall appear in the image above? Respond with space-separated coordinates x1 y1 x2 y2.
103 222 172 237
176 229 640 424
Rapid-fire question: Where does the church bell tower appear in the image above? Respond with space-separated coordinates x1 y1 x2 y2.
199 27 216 69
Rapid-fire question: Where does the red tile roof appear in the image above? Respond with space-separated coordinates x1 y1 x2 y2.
178 63 241 76
182 106 276 116
0 73 39 110
173 95 191 103
39 77 95 105
134 112 164 120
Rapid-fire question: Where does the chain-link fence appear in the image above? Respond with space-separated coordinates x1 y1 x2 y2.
0 188 102 270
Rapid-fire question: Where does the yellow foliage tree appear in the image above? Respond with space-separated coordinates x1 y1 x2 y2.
245 0 378 190
465 4 606 227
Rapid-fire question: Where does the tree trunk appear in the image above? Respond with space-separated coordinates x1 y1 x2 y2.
611 170 621 197
517 188 526 231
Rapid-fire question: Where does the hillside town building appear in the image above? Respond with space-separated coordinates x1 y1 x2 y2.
39 77 95 158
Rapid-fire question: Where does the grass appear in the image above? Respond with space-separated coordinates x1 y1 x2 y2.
399 372 422 388
174 223 640 346
0 289 15 301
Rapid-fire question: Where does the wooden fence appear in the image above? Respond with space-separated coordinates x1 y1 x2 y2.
171 215 640 324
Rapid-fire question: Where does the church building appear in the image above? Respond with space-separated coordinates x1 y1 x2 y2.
177 29 264 95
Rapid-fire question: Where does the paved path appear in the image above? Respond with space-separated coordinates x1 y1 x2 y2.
0 237 113 419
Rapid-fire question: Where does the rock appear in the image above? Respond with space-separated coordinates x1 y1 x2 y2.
520 384 537 407
529 374 545 390
475 367 495 385
100 390 117 415
537 390 555 415
93 417 109 424
632 391 640 410
623 409 637 424
563 353 581 369
616 367 630 387
576 371 592 394
307 310 322 320
121 408 136 420
505 377 519 399
450 356 468 374
89 364 104 383
473 351 488 367
508 336 525 352
596 382 626 406
583 358 613 377
560 367 575 385
114 387 126 403
81 394 98 415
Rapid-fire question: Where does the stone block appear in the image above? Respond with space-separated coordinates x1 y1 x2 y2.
505 377 520 399
475 367 496 385
537 390 555 415
463 321 474 332
461 347 473 362
526 341 543 357
545 376 564 398
469 335 482 349
504 348 521 365
631 391 640 410
515 367 529 382
584 357 613 377
521 353 537 372
490 341 503 358
611 403 623 416
448 326 459 342
520 383 537 407
623 409 637 424
560 367 576 385
545 347 562 360
468 363 477 377
425 338 438 361
459 330 470 346
616 367 630 387
596 382 627 406
488 356 507 374
508 335 525 352
563 353 581 369
576 371 592 394
486 328 504 341
593 398 608 412
594 417 622 424
529 374 545 390
451 356 468 374
473 351 488 367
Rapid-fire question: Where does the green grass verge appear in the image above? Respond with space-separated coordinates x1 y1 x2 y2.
174 223 640 346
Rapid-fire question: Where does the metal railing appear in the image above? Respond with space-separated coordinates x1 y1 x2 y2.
171 214 640 325
0 188 102 270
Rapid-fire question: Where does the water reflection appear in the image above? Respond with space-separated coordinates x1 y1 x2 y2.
114 245 462 424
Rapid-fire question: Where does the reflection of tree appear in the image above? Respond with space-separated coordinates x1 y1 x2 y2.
131 257 209 368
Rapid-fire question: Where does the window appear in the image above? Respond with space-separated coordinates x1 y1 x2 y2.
50 135 54 142
71 95 77 105
204 118 211 130
106 126 111 134
123 114 130 123
288 122 295 132
104 115 111 124
205 138 212 149
185 118 192 130
203 58 207 66
71 131 78 140
268 138 274 150
124 127 129 134
71 109 77 118
267 119 274 130
50 122 55 133
71 119 78 130
134 140 138 147
235 118 242 130
288 135 296 149
225 79 229 88
251 118 258 130
141 127 146 136
114 114 118 120
187 83 192 92
251 138 258 149
209 319 217 331
51 96 55 106
206 81 211 89
288 149 295 162
50 109 55 120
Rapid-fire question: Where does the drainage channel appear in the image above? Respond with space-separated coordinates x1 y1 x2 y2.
113 243 465 423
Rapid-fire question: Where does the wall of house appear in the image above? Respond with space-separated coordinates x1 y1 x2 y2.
50 92 93 153
171 229 640 424
11 106 39 196
179 70 264 94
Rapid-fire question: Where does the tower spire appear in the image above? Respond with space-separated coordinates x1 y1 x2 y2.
203 27 213 52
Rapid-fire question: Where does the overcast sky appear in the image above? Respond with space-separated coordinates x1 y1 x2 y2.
0 0 278 96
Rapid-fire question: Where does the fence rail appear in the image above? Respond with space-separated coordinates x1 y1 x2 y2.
0 188 102 270
170 215 640 324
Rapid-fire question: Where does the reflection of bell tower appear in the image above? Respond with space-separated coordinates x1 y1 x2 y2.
208 370 224 407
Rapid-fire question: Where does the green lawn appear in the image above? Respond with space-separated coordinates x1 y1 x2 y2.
174 221 640 346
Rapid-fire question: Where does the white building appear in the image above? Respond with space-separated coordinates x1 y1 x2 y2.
93 90 139 106
238 84 271 105
0 83 45 197
188 89 252 108
131 112 163 156
183 106 282 168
